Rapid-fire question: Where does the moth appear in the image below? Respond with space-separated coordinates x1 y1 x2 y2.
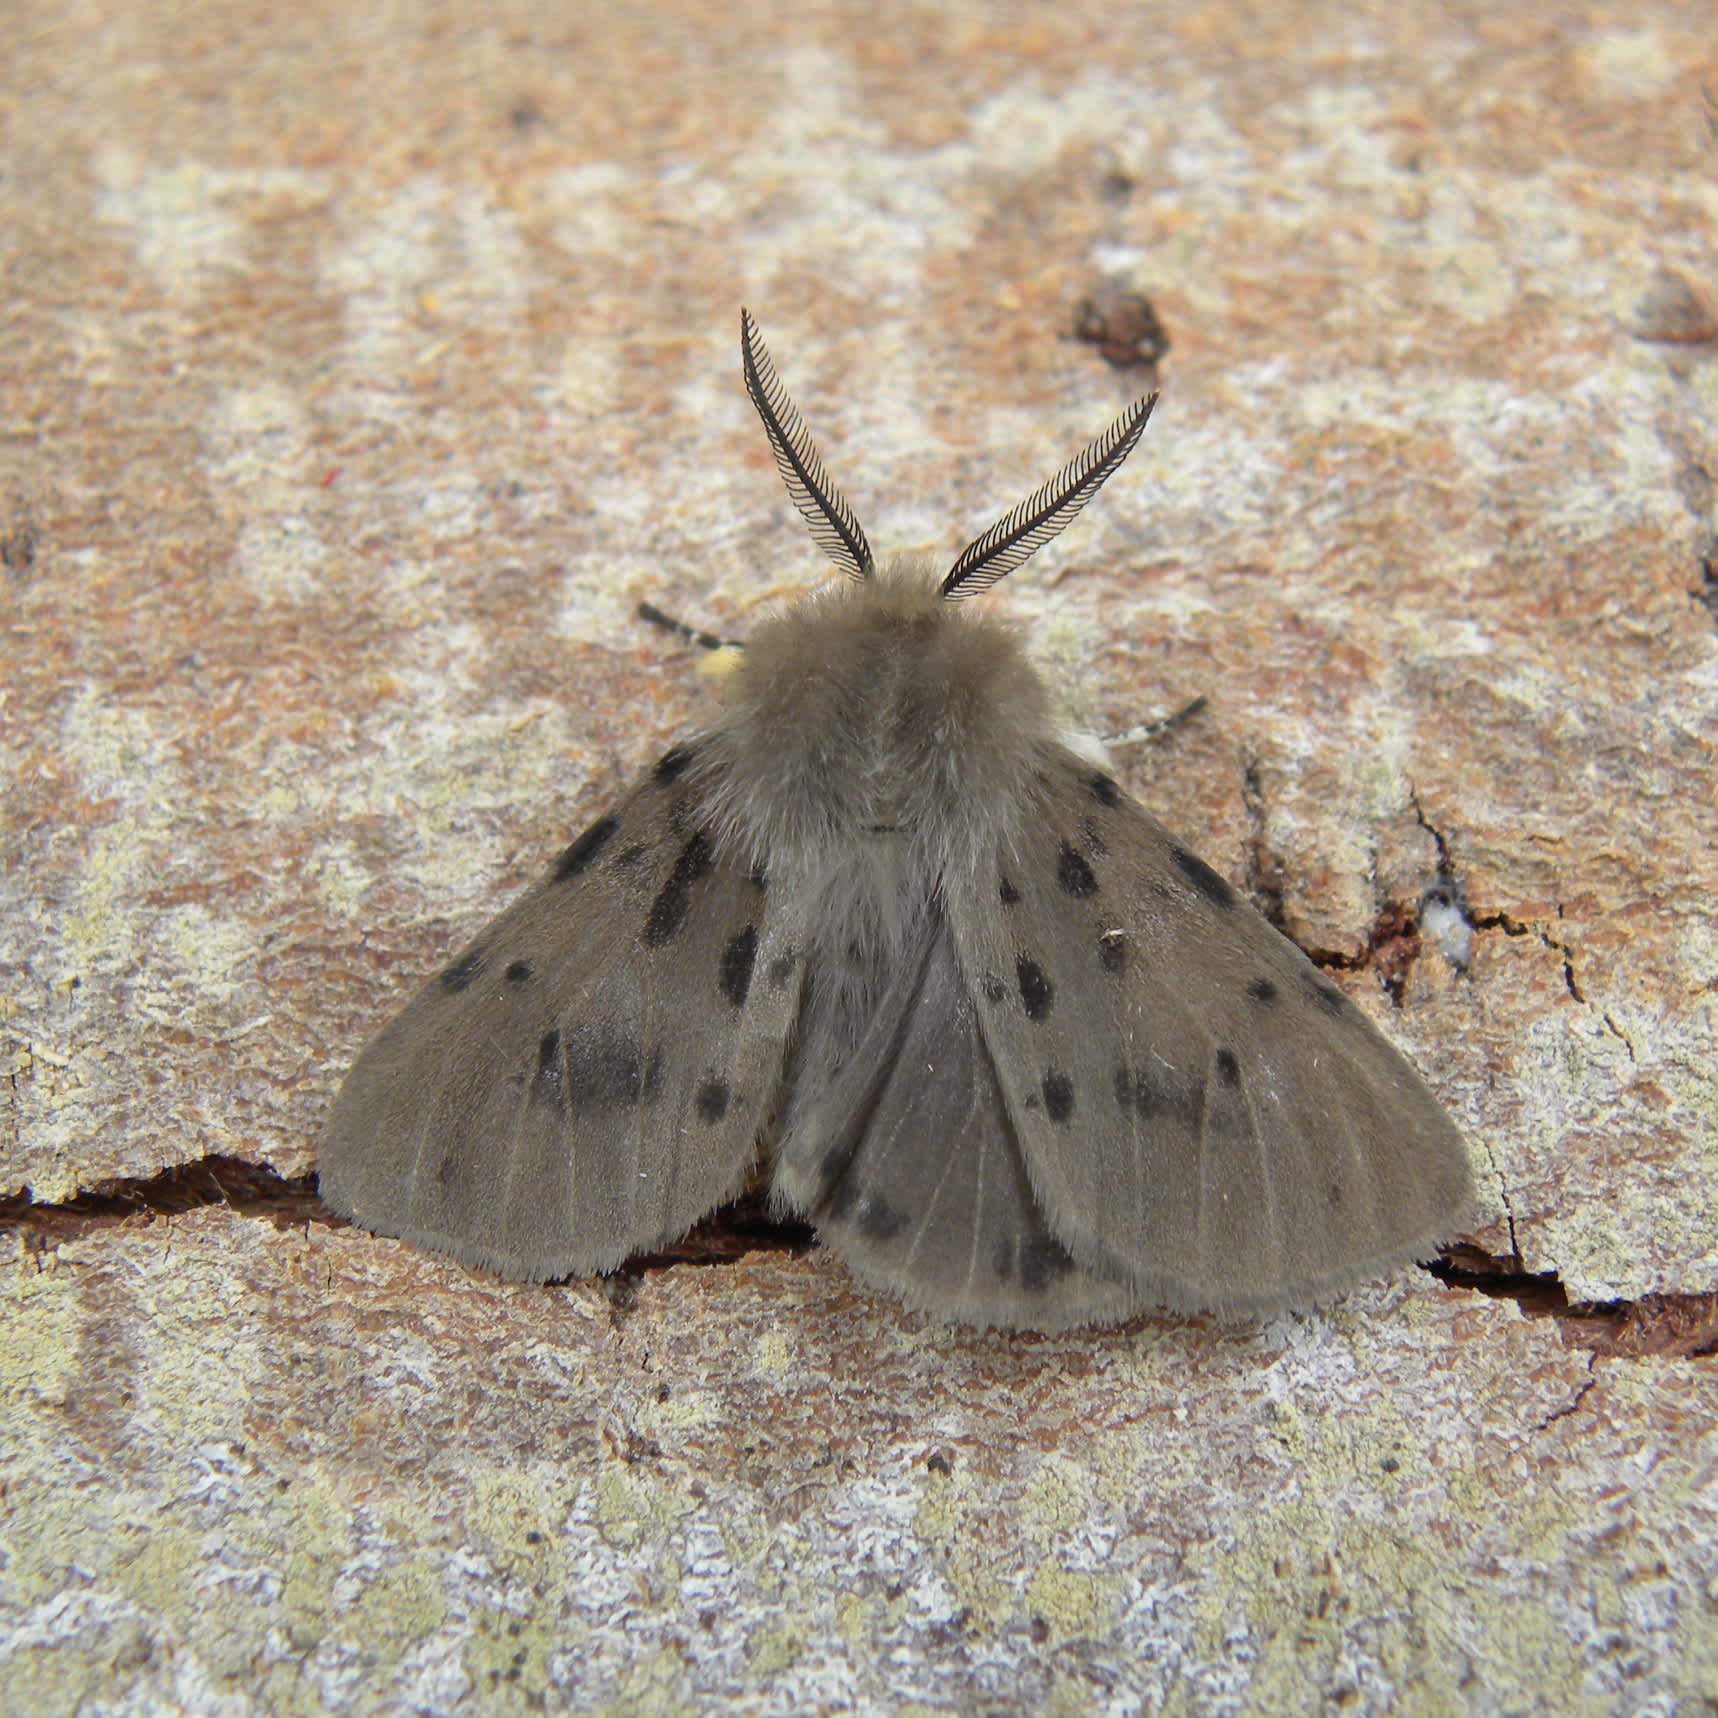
319 309 1472 1329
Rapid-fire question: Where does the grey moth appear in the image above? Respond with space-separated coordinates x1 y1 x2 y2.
319 309 1473 1329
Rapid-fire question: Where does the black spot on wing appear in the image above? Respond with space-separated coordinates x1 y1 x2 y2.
720 925 758 1008
695 1076 730 1122
1304 974 1349 1015
1056 842 1098 898
1214 1047 1240 1086
1041 1069 1074 1123
643 831 715 946
1114 1065 1198 1122
505 960 534 986
981 973 1010 1005
439 948 486 993
614 843 651 871
555 815 619 881
993 1232 1078 1290
654 743 697 783
1170 845 1236 910
531 1030 566 1109
1016 956 1054 1021
1019 1234 1077 1293
1098 929 1126 974
854 1192 906 1242
1247 977 1279 1004
766 952 797 989
826 1177 907 1242
564 1024 662 1111
1000 877 1022 905
1087 771 1122 808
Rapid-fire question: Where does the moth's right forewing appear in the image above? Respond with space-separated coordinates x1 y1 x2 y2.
948 747 1473 1315
319 761 807 1280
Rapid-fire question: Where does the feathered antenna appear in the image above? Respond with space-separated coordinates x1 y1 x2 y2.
740 309 875 582
941 392 1158 599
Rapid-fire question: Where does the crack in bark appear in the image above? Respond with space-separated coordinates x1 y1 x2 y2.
1239 748 1288 932
1533 1364 1599 1433
4 1064 21 1160
1601 1012 1639 1063
1694 533 1717 622
10 1168 1704 1353
0 1154 816 1271
1407 783 1475 978
8 1166 1707 1357
1502 1198 1522 1267
0 1155 321 1255
1303 897 1439 1010
1430 1246 1718 1359
1246 770 1464 1006
1407 783 1457 875
1473 905 1586 1004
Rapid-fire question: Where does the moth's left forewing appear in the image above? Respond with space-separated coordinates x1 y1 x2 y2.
320 754 810 1281
945 745 1473 1315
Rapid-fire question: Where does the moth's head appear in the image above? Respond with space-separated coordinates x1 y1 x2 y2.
738 307 1158 604
729 548 1028 706
694 554 948 697
706 544 1061 864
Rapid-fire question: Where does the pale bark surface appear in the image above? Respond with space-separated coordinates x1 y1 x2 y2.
2 2 1714 1712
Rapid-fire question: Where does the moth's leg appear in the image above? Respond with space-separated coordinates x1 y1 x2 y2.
636 601 745 654
1104 694 1207 749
